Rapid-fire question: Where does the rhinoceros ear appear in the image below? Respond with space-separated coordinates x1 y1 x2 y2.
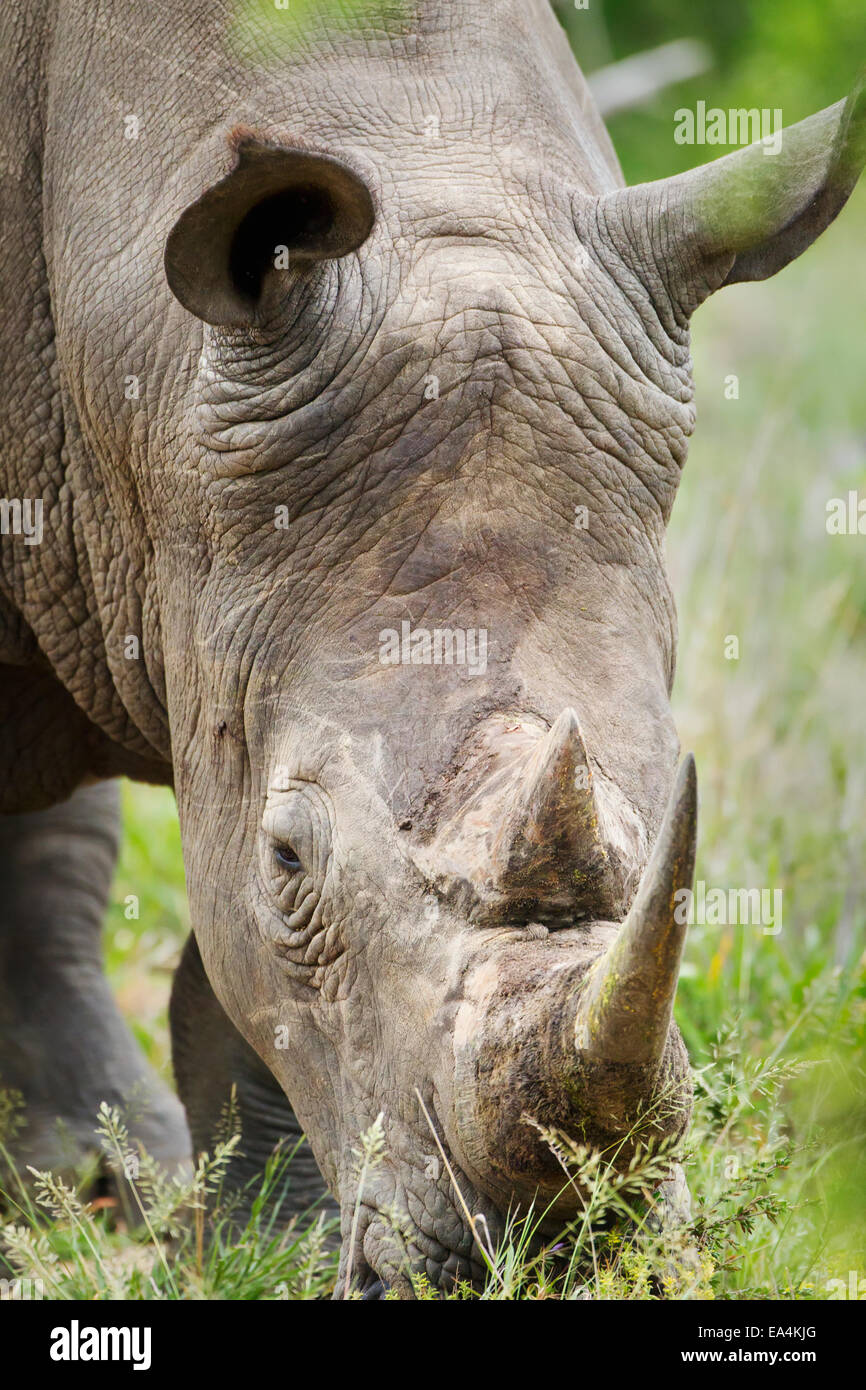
606 77 866 315
164 140 375 327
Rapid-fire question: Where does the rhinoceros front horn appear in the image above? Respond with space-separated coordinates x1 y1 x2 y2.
573 752 697 1068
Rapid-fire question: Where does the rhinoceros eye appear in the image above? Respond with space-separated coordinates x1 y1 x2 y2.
274 845 303 873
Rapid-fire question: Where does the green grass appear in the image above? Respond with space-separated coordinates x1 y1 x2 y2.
3 153 865 1307
669 182 866 1294
104 781 188 1077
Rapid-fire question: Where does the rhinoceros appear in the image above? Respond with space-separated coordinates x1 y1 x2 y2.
1 0 863 1296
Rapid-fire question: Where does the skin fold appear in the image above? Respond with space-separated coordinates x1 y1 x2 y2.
1 1 863 1295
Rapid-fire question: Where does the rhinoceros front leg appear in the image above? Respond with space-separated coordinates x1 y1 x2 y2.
0 781 189 1176
169 932 336 1228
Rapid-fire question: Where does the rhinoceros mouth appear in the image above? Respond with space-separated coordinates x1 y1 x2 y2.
340 1218 487 1300
356 1270 389 1301
336 1125 498 1299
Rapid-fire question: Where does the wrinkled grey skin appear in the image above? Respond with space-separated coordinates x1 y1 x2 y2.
1 1 863 1295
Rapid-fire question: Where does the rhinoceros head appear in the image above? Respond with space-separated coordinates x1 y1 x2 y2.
150 6 865 1293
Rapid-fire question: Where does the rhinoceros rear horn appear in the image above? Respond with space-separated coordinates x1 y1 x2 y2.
604 74 866 315
165 140 375 327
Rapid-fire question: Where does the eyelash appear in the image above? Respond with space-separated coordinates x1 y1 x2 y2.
274 845 302 873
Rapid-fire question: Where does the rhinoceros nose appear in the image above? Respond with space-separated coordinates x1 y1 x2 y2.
450 755 698 1211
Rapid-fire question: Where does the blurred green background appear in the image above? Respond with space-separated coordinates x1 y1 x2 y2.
106 1 866 1296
